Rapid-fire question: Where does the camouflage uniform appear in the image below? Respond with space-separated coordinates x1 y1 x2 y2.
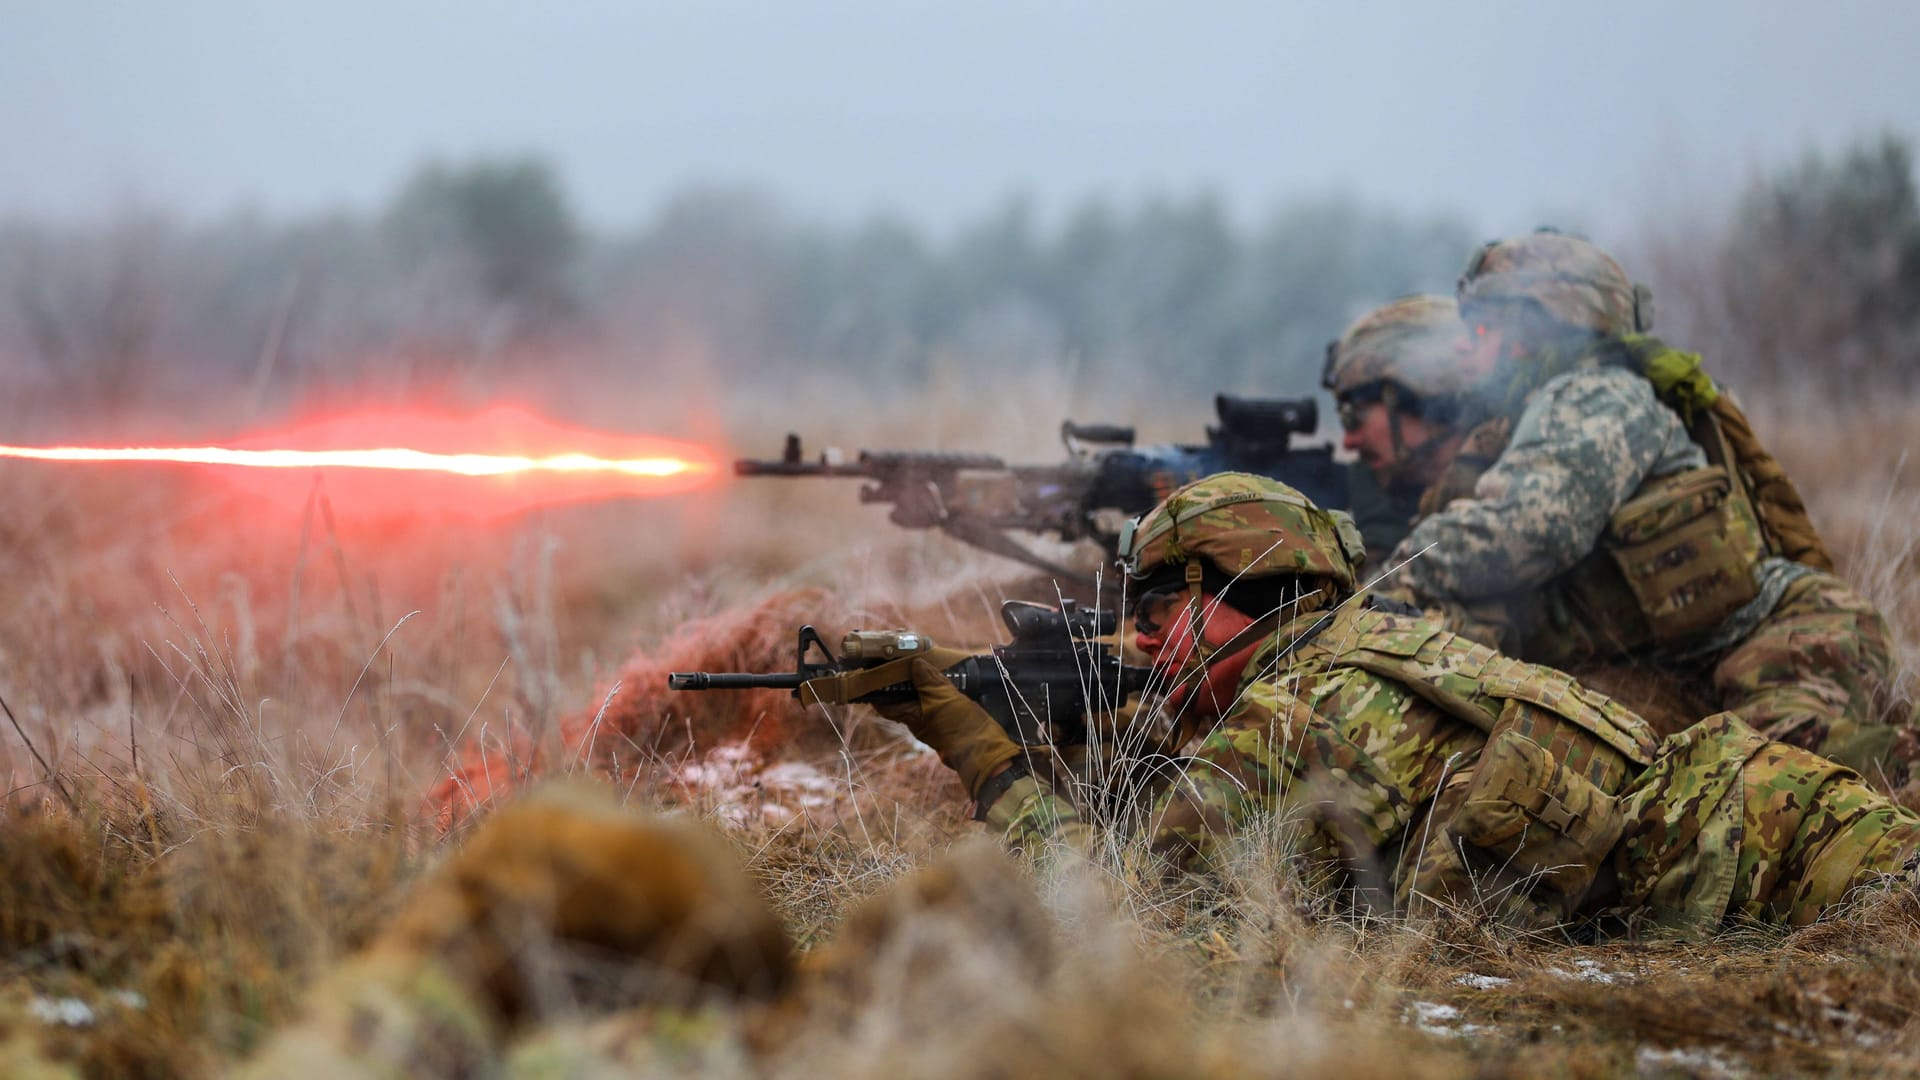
1383 234 1914 781
986 474 1920 936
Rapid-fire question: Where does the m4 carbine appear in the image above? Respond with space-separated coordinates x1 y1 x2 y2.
668 600 1150 745
736 394 1346 582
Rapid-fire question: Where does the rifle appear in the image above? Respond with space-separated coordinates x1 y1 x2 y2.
668 600 1150 745
736 393 1347 582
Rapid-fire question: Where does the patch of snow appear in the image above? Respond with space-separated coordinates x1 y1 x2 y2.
1548 958 1629 984
678 744 850 826
1406 1000 1494 1040
1634 1044 1741 1078
1456 973 1511 990
31 997 95 1027
759 761 842 808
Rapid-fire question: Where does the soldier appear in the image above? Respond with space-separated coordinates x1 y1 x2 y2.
1340 234 1914 788
1319 294 1480 568
878 473 1920 936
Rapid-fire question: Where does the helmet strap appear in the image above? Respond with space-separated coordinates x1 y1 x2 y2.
1182 560 1212 663
1383 383 1405 458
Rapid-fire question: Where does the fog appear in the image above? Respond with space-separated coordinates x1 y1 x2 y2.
7 1 1919 234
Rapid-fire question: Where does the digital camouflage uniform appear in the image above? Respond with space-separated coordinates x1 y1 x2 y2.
1384 234 1915 785
985 474 1920 937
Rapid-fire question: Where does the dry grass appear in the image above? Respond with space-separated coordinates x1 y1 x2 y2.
0 373 1914 1077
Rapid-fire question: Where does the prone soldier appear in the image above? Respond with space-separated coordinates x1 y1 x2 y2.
878 473 1920 936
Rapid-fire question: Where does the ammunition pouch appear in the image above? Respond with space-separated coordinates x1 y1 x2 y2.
1348 625 1652 926
1539 465 1765 663
1318 607 1658 923
1607 465 1764 644
1450 726 1628 910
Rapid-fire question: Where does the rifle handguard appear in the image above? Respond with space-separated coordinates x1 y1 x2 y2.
795 646 978 706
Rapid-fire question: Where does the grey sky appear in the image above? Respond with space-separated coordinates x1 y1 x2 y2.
5 1 1917 236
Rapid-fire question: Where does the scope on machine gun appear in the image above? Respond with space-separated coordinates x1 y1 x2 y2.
1211 394 1317 456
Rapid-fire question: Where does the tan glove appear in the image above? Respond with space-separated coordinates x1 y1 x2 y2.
873 659 1023 799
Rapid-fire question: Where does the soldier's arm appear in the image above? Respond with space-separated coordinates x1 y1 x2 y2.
1389 368 1685 602
981 770 1097 859
1141 686 1318 874
979 693 1305 871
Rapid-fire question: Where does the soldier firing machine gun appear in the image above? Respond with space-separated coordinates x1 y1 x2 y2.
736 394 1345 582
669 599 1150 746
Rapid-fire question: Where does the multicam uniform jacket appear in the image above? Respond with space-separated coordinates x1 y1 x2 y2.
984 600 1920 937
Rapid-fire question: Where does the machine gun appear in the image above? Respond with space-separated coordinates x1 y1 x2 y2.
668 599 1150 745
736 393 1345 582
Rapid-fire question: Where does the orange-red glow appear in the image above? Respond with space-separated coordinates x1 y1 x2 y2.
0 405 722 520
0 444 705 479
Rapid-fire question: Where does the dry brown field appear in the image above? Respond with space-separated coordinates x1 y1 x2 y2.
0 372 1914 1077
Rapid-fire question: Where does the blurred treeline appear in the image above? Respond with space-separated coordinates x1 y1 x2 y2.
0 133 1913 424
1640 132 1920 394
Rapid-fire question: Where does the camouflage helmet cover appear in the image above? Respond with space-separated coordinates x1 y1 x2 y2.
1117 472 1365 590
1458 232 1649 337
1323 294 1470 400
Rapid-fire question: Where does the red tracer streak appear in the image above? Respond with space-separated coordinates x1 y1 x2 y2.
0 405 722 517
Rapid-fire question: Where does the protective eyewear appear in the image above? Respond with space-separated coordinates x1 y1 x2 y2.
1334 381 1390 433
1131 584 1190 637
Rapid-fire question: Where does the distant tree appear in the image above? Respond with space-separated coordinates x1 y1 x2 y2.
3 210 171 410
1722 132 1920 388
386 157 581 335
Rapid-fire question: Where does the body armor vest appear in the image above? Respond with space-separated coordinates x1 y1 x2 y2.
1281 605 1659 922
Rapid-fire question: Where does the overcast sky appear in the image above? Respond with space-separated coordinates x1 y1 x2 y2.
6 2 1917 238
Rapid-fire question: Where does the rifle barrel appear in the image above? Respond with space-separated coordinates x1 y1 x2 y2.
667 672 805 691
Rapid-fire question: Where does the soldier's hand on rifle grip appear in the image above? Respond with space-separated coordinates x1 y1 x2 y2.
871 659 1023 799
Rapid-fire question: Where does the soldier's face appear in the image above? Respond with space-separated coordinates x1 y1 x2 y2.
1135 588 1257 695
1341 399 1397 472
1342 401 1449 488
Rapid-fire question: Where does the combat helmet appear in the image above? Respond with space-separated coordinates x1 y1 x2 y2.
1117 472 1366 594
1457 231 1652 338
1323 294 1470 428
